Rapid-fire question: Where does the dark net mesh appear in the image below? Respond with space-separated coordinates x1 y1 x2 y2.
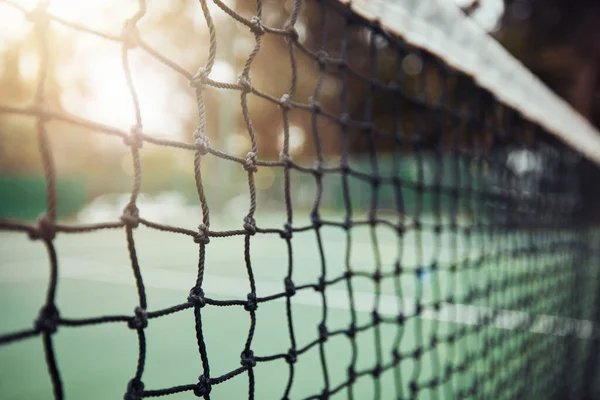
1 0 600 399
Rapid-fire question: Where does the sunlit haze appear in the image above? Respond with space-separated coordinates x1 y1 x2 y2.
0 0 236 141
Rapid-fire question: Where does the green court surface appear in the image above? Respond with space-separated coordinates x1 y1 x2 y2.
0 211 595 399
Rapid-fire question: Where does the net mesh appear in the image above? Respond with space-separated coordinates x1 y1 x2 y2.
1 0 600 399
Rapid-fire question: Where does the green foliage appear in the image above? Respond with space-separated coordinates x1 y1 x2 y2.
0 116 42 174
0 175 87 220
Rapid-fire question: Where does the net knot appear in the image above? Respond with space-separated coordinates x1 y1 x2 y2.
279 94 292 110
240 349 256 368
311 212 323 228
449 220 458 232
194 223 210 244
415 182 425 195
121 18 140 49
371 175 381 187
342 216 352 230
415 302 422 315
395 224 405 235
409 381 418 394
347 367 356 383
124 128 143 149
392 349 401 363
193 375 211 397
279 223 292 239
372 364 382 378
345 323 356 338
394 262 402 275
430 335 438 348
285 348 297 364
371 311 381 325
339 113 350 128
396 313 405 324
28 214 55 241
285 25 299 42
310 98 322 114
361 122 374 133
190 67 209 89
312 161 323 176
316 50 329 68
445 364 453 377
279 152 292 165
34 304 59 334
128 306 148 330
188 287 206 308
243 152 258 173
284 277 295 296
193 131 210 155
415 267 424 279
237 74 252 93
344 271 353 279
124 378 145 400
120 205 140 228
413 347 422 359
368 213 377 227
314 276 326 293
243 216 257 235
318 323 328 342
372 270 381 283
340 162 351 174
245 293 258 312
249 16 264 36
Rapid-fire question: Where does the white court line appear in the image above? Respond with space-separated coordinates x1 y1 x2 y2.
2 256 597 340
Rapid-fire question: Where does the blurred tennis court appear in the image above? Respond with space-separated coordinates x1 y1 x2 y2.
1 207 596 400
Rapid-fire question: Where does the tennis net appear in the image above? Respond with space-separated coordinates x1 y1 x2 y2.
1 0 600 399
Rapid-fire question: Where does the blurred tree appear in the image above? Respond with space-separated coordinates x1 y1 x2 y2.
0 17 99 176
0 38 42 174
500 0 600 125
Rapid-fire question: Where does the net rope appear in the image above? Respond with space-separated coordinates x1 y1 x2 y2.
1 0 600 399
